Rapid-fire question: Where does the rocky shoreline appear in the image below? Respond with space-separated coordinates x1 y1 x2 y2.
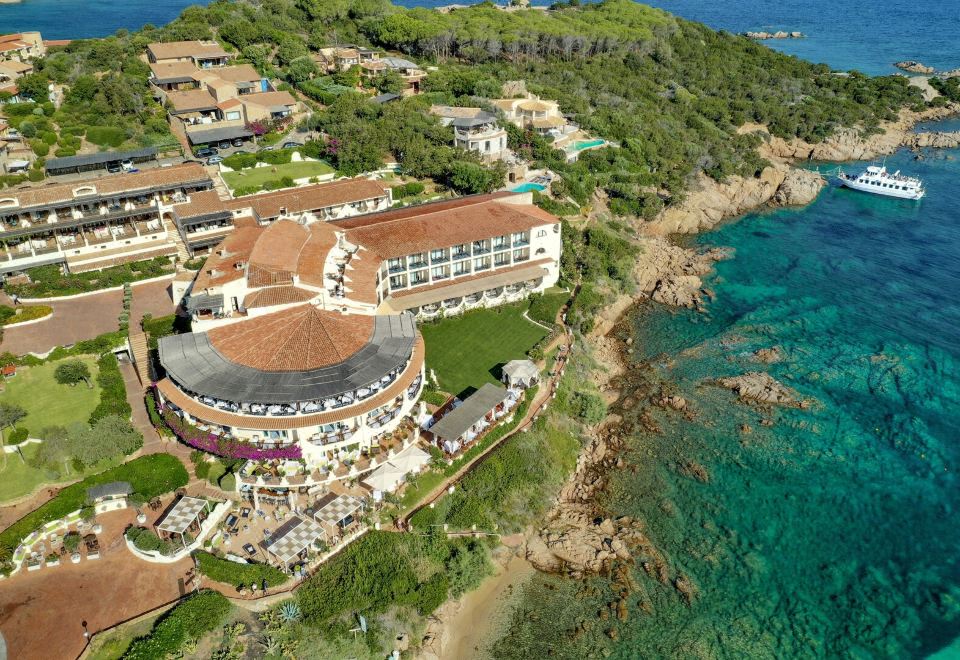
744 31 804 40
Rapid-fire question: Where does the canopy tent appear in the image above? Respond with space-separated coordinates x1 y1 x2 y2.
156 496 209 547
362 462 406 494
311 492 364 531
501 359 540 388
389 445 431 474
263 515 324 565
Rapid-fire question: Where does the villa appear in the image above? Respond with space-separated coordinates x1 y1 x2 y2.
151 63 298 149
0 32 45 63
492 93 572 143
430 106 509 162
0 163 214 274
146 40 234 68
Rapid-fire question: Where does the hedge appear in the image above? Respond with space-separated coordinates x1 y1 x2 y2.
7 257 171 298
123 590 230 660
89 352 131 424
126 526 175 556
0 454 189 551
193 550 288 588
0 304 51 325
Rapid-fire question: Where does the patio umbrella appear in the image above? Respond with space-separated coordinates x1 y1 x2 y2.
362 462 406 493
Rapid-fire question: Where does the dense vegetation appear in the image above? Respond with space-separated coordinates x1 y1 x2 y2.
0 453 188 552
122 590 231 660
89 353 132 424
194 550 289 588
7 257 172 298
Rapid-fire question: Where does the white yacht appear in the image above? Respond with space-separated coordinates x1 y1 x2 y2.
837 165 925 200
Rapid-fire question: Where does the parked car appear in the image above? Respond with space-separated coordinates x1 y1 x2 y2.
218 140 231 150
258 144 276 152
120 159 134 172
194 147 217 158
282 141 302 149
232 150 250 156
106 162 121 173
207 155 224 165
231 138 244 147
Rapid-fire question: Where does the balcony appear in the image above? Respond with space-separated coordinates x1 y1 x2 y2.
408 260 427 270
512 237 530 247
388 262 405 274
430 254 449 264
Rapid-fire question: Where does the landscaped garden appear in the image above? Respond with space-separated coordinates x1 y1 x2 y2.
6 257 173 298
222 160 334 195
0 355 101 430
419 300 550 397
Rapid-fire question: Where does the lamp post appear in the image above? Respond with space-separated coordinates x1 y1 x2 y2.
81 620 90 649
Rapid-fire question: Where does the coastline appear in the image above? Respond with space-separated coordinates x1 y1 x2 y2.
422 100 960 656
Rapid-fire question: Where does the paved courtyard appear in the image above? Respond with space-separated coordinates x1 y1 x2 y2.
0 504 192 660
0 278 174 356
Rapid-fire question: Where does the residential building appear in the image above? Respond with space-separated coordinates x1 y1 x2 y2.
155 64 297 148
0 32 44 63
492 93 571 142
154 188 561 491
315 46 381 73
146 40 233 68
430 106 509 162
0 163 214 274
380 57 427 96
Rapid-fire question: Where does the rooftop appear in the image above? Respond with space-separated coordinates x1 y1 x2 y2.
225 178 388 220
172 189 228 220
148 40 230 61
166 88 217 113
430 383 507 442
149 61 200 83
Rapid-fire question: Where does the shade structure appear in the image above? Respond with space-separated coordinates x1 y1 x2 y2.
389 445 431 474
429 383 507 443
263 515 324 564
502 359 539 387
156 496 208 536
312 493 364 527
362 462 406 493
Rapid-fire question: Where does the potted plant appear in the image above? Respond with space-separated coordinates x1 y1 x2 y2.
45 552 59 567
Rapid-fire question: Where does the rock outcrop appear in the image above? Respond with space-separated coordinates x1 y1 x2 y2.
633 237 730 309
905 131 960 149
772 167 827 206
716 371 798 406
895 60 935 74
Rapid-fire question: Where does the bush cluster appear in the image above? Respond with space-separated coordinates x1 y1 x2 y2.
194 550 288 588
7 257 171 298
126 526 176 556
392 181 425 199
123 590 231 660
89 353 131 424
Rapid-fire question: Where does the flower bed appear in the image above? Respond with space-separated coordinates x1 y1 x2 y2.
161 409 302 460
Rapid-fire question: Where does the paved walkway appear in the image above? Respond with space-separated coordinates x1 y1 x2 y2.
0 279 174 356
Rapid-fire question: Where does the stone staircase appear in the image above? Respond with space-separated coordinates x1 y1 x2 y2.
128 330 151 388
162 215 190 262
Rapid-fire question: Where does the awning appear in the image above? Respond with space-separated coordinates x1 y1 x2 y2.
362 463 406 493
86 481 132 502
389 444 431 474
184 292 224 312
46 147 157 173
156 496 208 535
502 359 539 385
264 515 324 563
312 493 364 527
187 125 254 146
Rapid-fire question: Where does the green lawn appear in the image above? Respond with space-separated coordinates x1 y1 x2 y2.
0 356 103 502
222 160 334 191
420 301 548 397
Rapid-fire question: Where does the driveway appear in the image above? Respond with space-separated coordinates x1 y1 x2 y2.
0 278 174 357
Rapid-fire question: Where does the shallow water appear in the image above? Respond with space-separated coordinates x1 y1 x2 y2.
494 146 960 659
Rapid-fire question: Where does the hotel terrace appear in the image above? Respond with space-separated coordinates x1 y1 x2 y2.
0 163 213 274
155 190 561 495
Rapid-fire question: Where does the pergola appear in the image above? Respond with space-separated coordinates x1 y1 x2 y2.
311 493 364 537
156 496 210 548
263 515 325 567
501 359 540 389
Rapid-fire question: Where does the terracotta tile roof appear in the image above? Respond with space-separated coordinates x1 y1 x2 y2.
224 179 388 220
6 163 211 209
241 90 297 109
149 61 200 81
335 48 359 59
248 219 309 277
429 105 484 119
207 304 374 371
339 194 558 259
295 224 338 288
193 224 263 291
242 285 315 309
342 247 381 305
166 88 217 113
217 98 243 111
209 64 260 84
0 61 32 74
148 41 230 61
173 189 227 219
155 336 423 429
519 99 554 112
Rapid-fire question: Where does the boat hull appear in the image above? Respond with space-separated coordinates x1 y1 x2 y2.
838 177 924 200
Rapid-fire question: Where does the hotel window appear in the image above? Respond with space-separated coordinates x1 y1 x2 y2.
512 231 529 246
430 248 448 263
493 235 508 250
408 252 427 269
473 239 490 254
389 274 407 289
473 257 491 271
513 248 530 263
410 269 428 285
453 261 470 276
494 252 510 267
431 265 449 280
452 243 469 259
387 257 404 273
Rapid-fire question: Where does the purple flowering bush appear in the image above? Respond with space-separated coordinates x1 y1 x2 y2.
161 409 302 460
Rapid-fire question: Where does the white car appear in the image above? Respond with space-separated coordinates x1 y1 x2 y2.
120 159 134 172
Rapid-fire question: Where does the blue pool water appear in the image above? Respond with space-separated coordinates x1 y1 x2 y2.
510 183 547 193
567 139 606 152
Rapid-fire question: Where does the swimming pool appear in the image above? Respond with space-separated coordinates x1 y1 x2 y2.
510 182 547 193
567 139 606 152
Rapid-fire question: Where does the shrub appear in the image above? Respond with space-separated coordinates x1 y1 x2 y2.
393 181 425 199
194 551 288 588
86 126 127 148
9 427 28 444
54 148 77 157
89 353 131 424
26 170 44 182
40 131 57 145
193 460 211 480
218 472 236 491
123 590 230 660
415 572 449 614
30 140 49 157
63 532 81 553
7 257 171 298
126 527 175 555
55 359 91 386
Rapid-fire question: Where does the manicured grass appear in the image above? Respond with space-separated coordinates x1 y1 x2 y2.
222 161 334 191
420 301 548 397
0 356 101 432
